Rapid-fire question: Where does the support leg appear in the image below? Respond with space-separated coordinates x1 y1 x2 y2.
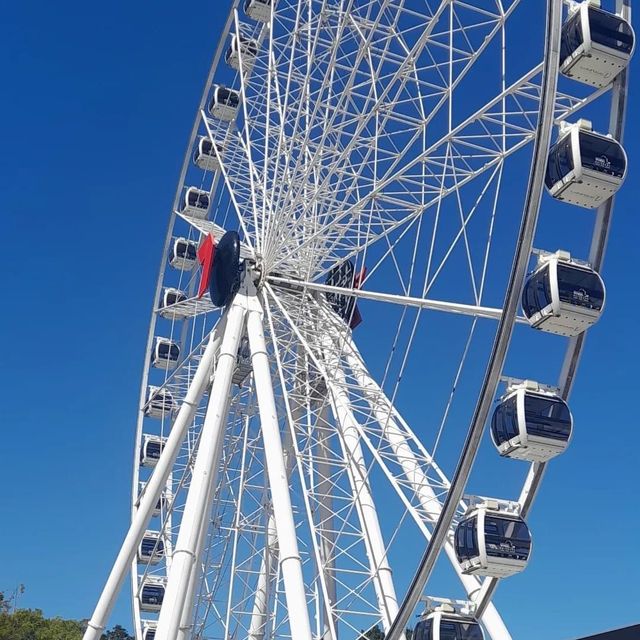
176 425 228 640
83 327 223 640
246 293 314 640
156 300 246 640
323 340 401 634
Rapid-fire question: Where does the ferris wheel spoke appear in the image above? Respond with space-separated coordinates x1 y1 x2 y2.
266 0 472 247
302 0 517 243
267 274 532 324
267 1 517 272
271 61 600 278
232 9 269 255
267 0 445 266
200 113 257 251
263 0 367 260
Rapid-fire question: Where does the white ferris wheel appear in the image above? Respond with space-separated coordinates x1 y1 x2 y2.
83 1 633 639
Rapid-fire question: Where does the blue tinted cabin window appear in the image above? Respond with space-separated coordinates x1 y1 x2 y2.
545 137 574 188
484 516 531 561
141 585 164 604
522 265 552 318
556 264 605 310
188 191 209 209
176 242 197 261
176 242 193 259
166 291 186 306
588 8 634 54
459 622 483 640
211 88 239 111
560 10 584 62
414 619 433 640
436 620 483 640
146 632 156 640
578 132 625 178
147 441 163 459
228 92 239 108
235 35 258 57
523 394 571 441
141 537 164 557
216 87 239 108
491 395 519 445
440 621 459 640
455 522 465 560
202 139 213 155
455 517 479 562
158 343 179 360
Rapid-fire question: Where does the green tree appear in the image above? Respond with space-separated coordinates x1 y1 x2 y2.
0 600 133 640
101 624 134 640
0 608 83 640
359 625 386 640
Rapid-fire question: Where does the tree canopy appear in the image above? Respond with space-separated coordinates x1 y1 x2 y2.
0 601 133 640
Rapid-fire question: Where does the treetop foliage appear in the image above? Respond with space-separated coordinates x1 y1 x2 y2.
0 596 133 640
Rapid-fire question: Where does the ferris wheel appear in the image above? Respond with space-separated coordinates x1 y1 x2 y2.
83 1 633 639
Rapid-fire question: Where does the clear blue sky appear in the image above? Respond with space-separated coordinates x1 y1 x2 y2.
1 1 638 639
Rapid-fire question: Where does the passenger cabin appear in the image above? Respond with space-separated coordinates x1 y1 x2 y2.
159 288 188 320
138 531 165 565
491 381 573 462
545 119 626 209
522 250 605 337
225 34 259 71
209 85 240 122
142 622 157 640
180 187 210 219
140 435 166 467
245 0 272 23
414 610 484 640
454 501 532 578
193 136 224 172
232 336 253 386
139 578 166 612
152 493 168 517
145 386 174 418
152 337 180 370
560 1 634 88
137 483 169 517
169 237 199 270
